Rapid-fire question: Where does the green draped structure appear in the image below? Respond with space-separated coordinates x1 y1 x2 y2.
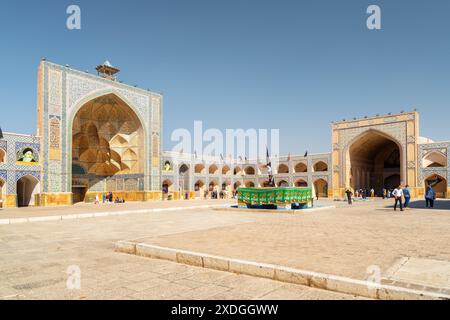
237 187 313 209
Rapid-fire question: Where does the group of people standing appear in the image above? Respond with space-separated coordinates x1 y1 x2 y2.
354 188 375 199
344 187 376 203
94 192 126 205
390 185 411 211
345 184 437 211
391 184 437 211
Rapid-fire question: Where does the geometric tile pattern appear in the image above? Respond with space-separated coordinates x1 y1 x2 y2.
418 142 450 186
0 140 7 152
40 60 162 195
0 133 41 194
16 170 40 181
15 141 40 153
0 170 7 182
48 160 61 192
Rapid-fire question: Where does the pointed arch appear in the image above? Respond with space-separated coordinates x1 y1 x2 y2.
245 181 255 188
424 174 447 199
179 163 189 175
70 92 146 202
277 164 289 174
68 90 148 192
195 163 206 174
344 129 404 192
313 178 328 198
162 179 174 194
277 180 289 187
209 164 219 175
294 162 307 173
17 175 40 207
244 166 255 175
423 151 447 168
313 161 328 172
222 165 231 175
295 179 308 187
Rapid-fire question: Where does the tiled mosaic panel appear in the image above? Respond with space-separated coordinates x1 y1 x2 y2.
418 142 450 186
116 179 124 191
0 140 7 152
151 95 162 190
0 134 41 194
48 69 62 116
0 170 7 181
124 178 139 191
43 61 160 194
48 160 61 192
89 179 105 192
70 174 145 193
16 170 40 181
106 179 117 191
49 117 61 149
66 74 150 119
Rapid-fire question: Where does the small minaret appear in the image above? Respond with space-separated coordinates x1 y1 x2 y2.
95 60 120 81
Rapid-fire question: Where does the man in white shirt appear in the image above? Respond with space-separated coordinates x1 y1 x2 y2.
392 186 404 211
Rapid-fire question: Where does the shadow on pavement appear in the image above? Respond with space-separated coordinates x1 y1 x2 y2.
408 200 450 210
380 199 450 210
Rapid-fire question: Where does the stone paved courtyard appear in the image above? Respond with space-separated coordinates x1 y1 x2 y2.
1 198 449 300
0 200 361 300
135 199 450 285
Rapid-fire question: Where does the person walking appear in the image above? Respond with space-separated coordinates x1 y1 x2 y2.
392 185 404 211
345 188 353 205
382 188 386 199
370 188 375 198
425 185 436 208
403 185 411 209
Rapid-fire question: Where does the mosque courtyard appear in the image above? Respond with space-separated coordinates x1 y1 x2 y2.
1 199 449 300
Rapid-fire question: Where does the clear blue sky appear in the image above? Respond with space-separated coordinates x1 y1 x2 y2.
1 0 450 154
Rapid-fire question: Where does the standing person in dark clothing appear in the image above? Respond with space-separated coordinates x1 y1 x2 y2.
425 185 436 208
345 188 353 205
403 185 411 208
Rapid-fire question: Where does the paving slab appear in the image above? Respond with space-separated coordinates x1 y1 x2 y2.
116 242 450 299
0 202 361 300
0 199 233 219
118 200 450 298
384 257 450 290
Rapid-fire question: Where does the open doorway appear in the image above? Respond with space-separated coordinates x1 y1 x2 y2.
17 175 39 207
